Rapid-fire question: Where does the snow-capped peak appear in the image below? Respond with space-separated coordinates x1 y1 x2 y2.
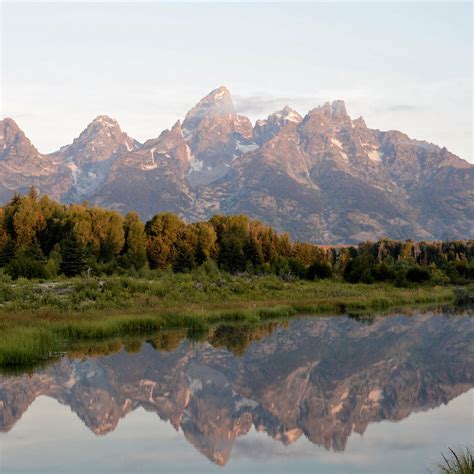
210 86 231 102
275 106 302 123
183 86 235 130
92 115 119 128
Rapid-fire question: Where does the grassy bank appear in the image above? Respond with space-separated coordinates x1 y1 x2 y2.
0 272 461 368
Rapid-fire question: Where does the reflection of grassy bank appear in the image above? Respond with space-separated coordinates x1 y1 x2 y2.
0 274 460 368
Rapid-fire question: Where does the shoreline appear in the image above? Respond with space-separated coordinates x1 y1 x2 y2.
0 275 465 369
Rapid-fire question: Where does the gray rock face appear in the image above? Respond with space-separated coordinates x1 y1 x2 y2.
0 87 472 243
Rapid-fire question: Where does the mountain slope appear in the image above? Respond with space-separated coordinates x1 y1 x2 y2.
0 88 472 243
0 118 70 201
51 115 140 201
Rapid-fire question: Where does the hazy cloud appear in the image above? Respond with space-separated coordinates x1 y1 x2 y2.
384 104 422 113
233 94 323 119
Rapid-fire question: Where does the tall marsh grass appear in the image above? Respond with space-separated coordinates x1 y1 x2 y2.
436 446 473 474
0 273 460 368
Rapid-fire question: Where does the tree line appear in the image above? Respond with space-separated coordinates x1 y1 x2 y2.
0 189 472 284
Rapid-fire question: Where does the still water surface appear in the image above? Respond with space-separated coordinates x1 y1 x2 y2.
1 311 473 473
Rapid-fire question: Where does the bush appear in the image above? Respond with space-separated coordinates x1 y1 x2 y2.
6 255 47 279
445 261 474 284
430 268 450 285
343 256 373 283
193 259 221 280
372 262 395 282
394 267 409 287
287 258 307 279
307 260 332 280
270 257 291 277
406 266 430 283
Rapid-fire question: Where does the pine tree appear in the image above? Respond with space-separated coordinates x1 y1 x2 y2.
244 236 264 267
218 234 246 273
173 240 196 272
60 235 87 277
0 239 16 267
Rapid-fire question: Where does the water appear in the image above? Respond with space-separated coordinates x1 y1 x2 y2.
1 311 473 473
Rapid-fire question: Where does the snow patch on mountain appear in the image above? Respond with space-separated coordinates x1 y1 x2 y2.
236 142 259 153
182 127 193 142
67 157 109 196
94 116 118 128
139 148 156 170
235 397 259 410
185 144 204 173
339 151 349 161
275 109 301 123
368 150 382 162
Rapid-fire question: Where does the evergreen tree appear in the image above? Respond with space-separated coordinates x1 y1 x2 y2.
0 239 16 267
173 240 196 272
218 234 246 273
244 235 264 267
60 235 87 277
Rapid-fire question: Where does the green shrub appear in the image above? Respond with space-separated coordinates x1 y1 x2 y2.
6 257 47 279
394 267 409 287
372 262 395 282
307 260 332 280
343 256 373 283
286 258 306 279
406 266 431 283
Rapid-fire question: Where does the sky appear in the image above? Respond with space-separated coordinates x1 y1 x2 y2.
0 2 472 162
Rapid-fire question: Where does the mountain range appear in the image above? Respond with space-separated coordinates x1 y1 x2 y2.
1 312 472 465
1 86 473 244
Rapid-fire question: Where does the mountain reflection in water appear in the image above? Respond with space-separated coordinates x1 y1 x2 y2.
0 311 473 467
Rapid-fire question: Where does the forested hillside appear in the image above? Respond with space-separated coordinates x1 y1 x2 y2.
0 188 472 285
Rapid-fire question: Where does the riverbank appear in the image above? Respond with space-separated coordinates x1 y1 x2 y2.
0 273 463 368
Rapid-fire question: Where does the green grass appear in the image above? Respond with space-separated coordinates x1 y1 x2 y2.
0 272 461 368
435 446 473 474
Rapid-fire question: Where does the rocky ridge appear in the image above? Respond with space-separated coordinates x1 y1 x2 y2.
0 87 472 243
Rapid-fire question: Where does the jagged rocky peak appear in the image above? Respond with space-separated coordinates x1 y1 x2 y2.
143 120 184 148
278 105 303 122
93 114 119 127
1 118 21 142
306 100 351 124
57 115 139 165
182 86 253 140
0 118 40 160
0 117 21 139
170 119 184 137
331 100 349 119
134 119 190 175
75 115 128 144
352 116 367 128
254 106 302 145
182 87 256 185
183 86 236 130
